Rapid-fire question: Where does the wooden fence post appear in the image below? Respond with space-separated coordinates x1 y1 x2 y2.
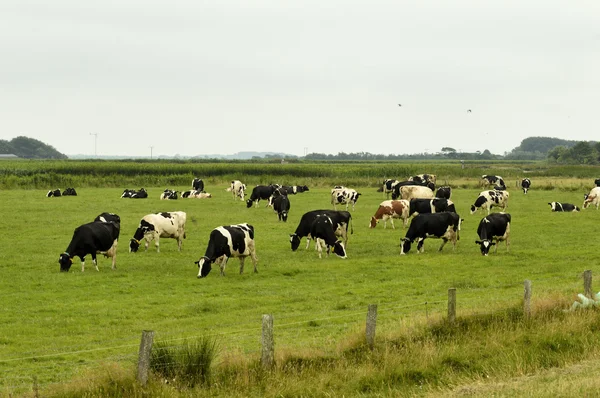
261 314 274 369
366 304 377 350
448 288 456 324
584 270 593 299
137 330 154 386
523 280 532 319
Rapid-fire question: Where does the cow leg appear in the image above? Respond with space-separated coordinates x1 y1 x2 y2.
390 218 395 230
91 253 99 271
417 238 425 253
438 238 448 252
305 235 311 250
315 239 323 259
219 256 228 276
239 257 245 274
248 241 258 273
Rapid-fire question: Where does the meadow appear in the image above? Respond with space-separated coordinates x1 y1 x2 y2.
1 162 600 396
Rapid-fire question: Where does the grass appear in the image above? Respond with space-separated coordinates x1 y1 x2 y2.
1 174 600 396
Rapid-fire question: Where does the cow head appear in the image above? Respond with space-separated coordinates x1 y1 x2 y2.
400 238 412 254
290 234 301 251
475 240 495 256
548 202 557 211
129 239 141 252
58 253 73 272
280 210 289 222
246 199 254 208
470 204 477 214
331 241 347 258
369 216 378 228
196 256 212 278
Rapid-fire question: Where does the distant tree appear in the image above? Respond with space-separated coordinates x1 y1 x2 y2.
3 136 67 159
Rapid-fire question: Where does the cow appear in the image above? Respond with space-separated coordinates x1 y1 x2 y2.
369 199 410 229
436 186 452 200
408 198 456 217
192 178 205 192
290 210 352 251
400 212 462 255
382 179 400 199
62 187 77 196
94 212 121 224
475 213 511 256
281 185 309 194
583 187 600 210
46 189 61 197
480 175 505 188
272 193 291 222
129 211 187 253
131 188 148 198
595 179 600 187
390 181 435 200
548 202 580 212
331 187 361 211
521 178 531 194
310 214 347 259
470 190 509 215
160 189 178 200
408 174 437 185
229 180 246 201
247 185 280 208
183 190 212 199
196 223 258 278
121 189 135 198
58 221 120 272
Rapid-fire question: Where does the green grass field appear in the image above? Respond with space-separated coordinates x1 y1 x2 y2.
1 182 599 396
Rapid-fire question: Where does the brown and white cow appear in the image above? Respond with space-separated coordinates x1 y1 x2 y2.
369 199 410 229
583 187 600 210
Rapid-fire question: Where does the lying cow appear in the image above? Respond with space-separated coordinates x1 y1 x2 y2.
46 189 61 197
196 223 258 278
331 187 361 211
408 198 456 217
470 190 509 215
281 185 309 194
521 178 531 194
273 193 291 222
583 187 600 210
62 187 77 196
310 214 347 259
160 189 178 200
58 220 120 272
122 188 148 198
400 212 462 254
369 199 410 229
182 190 212 199
475 212 511 255
291 210 352 251
548 202 580 212
129 211 187 252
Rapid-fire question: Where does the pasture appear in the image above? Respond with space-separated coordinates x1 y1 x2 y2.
1 180 599 395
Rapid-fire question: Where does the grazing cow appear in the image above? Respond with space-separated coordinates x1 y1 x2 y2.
595 179 600 187
192 178 205 192
408 198 456 217
94 212 121 224
196 223 258 278
394 185 435 201
62 187 77 196
247 184 280 208
391 181 435 200
58 221 120 272
273 193 291 222
436 186 452 200
229 180 247 201
129 211 187 253
46 189 61 197
369 199 410 229
475 213 511 255
583 187 600 210
470 190 509 215
548 202 580 212
408 174 437 184
480 175 506 188
520 178 531 194
400 212 462 255
310 214 347 259
160 189 178 200
382 179 400 199
290 210 352 251
331 187 361 211
281 185 309 194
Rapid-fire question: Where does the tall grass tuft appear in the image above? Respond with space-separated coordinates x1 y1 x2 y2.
150 337 218 388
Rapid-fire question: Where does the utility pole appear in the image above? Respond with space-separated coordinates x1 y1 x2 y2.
89 133 98 157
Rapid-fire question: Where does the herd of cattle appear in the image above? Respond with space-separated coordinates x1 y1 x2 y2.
56 175 600 276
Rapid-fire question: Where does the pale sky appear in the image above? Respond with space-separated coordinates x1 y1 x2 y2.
1 1 599 158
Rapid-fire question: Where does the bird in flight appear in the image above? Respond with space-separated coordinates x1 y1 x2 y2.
467 109 472 113
398 104 402 107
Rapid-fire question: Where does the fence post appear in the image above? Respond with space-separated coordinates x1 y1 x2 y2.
137 330 155 386
523 280 532 319
448 288 456 324
261 314 274 369
584 270 593 299
366 304 377 350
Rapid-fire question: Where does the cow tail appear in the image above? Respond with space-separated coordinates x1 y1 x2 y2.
350 217 354 235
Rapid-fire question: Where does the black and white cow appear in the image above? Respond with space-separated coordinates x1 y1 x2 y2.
595 179 600 187
408 174 437 185
382 179 400 199
435 186 452 200
475 212 511 256
160 189 178 200
470 190 509 215
281 185 309 195
272 193 291 222
131 188 148 198
192 178 205 192
58 221 120 272
480 175 505 188
408 198 456 217
229 180 246 201
94 212 121 224
310 214 347 259
290 210 352 251
247 185 280 208
46 189 61 197
62 187 77 196
548 202 580 212
400 212 462 255
129 211 187 252
331 187 361 211
196 223 258 278
521 178 531 194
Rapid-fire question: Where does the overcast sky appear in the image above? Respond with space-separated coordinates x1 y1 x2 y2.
1 1 599 158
